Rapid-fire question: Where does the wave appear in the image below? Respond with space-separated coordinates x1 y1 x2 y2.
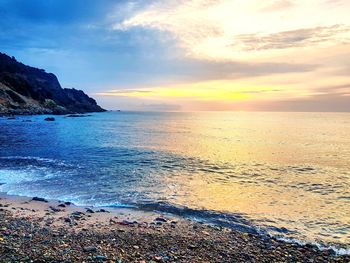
275 237 350 256
0 155 349 255
0 156 76 168
95 200 350 256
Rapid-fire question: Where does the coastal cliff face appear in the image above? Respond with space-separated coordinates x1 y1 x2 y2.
0 52 105 115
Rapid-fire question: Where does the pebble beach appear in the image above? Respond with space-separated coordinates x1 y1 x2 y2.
0 193 349 263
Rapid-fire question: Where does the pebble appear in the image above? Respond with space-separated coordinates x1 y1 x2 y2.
94 255 106 260
0 204 349 263
155 217 167 223
83 246 97 253
31 197 48 203
154 256 162 261
49 206 61 212
86 208 95 213
96 209 109 213
64 218 72 223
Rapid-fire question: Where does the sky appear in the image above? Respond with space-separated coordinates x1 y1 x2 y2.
0 0 349 111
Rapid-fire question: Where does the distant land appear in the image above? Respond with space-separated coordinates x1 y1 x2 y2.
0 52 105 115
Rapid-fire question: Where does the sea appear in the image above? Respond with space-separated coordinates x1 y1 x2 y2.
0 111 349 253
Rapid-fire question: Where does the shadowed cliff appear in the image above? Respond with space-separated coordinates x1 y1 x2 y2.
0 52 106 115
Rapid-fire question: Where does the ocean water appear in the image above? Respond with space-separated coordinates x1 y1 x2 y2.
0 112 349 251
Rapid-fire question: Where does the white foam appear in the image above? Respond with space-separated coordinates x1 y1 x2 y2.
0 169 36 184
275 236 350 255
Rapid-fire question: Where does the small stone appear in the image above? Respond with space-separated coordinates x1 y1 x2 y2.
94 255 106 261
188 244 197 249
109 218 117 224
49 206 61 212
155 217 167 222
96 209 109 213
71 211 84 219
154 256 162 262
118 220 133 225
83 246 97 253
32 197 48 202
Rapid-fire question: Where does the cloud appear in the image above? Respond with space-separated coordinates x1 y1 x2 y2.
259 0 294 12
313 83 350 96
258 93 350 112
98 89 153 95
140 103 182 111
112 0 350 61
1 0 349 111
232 25 350 51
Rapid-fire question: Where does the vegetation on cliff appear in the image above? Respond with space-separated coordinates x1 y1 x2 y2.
0 52 105 115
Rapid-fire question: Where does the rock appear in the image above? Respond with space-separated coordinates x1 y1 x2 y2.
94 255 107 261
83 246 97 253
49 206 61 212
202 231 210 236
188 244 197 249
64 218 72 223
154 256 162 262
155 217 167 223
44 117 55 121
71 211 84 220
64 201 72 205
109 218 117 224
96 209 109 213
86 208 94 213
57 204 66 208
31 197 48 202
117 220 134 226
71 211 84 216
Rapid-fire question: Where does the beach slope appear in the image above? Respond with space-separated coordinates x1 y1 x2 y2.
0 194 349 262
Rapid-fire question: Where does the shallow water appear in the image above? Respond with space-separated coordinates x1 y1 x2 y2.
0 112 349 249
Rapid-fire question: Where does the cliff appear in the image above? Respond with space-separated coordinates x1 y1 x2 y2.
0 52 106 115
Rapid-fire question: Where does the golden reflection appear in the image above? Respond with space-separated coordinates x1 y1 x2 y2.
148 112 350 244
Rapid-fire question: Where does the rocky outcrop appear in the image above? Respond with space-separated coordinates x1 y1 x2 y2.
0 52 106 115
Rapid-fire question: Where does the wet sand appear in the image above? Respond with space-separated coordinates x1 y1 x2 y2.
0 193 349 262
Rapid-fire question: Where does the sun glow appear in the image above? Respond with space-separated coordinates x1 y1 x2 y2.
99 0 350 111
96 80 305 103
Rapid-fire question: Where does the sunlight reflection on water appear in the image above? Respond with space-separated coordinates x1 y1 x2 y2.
0 111 349 247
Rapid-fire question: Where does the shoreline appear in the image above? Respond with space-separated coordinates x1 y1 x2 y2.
1 193 349 262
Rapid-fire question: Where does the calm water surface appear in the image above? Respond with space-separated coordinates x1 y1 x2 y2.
0 112 349 251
